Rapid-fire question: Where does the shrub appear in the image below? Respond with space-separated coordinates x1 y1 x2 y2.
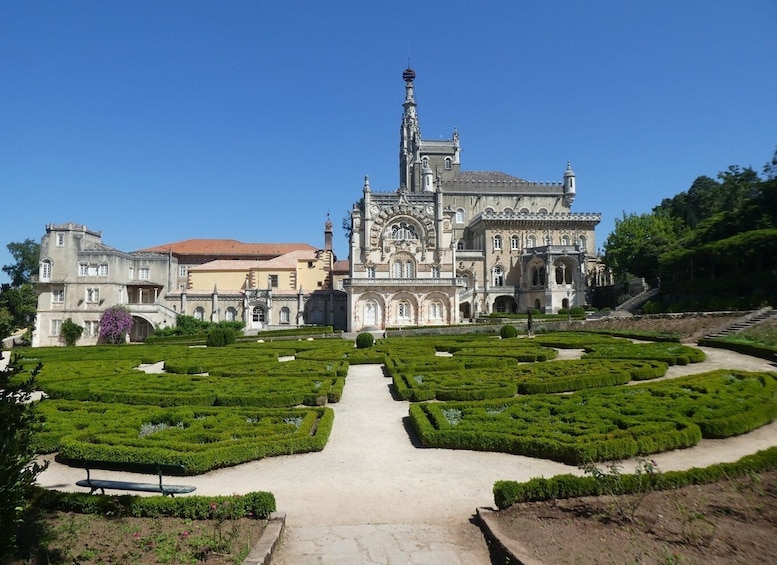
356 332 374 349
1 355 47 559
206 327 226 347
99 306 133 344
60 318 84 346
499 325 517 338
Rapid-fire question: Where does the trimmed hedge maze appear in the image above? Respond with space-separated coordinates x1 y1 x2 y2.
21 330 776 473
410 369 777 464
37 402 333 474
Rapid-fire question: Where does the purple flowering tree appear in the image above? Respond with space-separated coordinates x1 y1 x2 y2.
98 305 134 344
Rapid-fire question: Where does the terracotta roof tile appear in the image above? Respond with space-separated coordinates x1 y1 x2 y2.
135 239 315 257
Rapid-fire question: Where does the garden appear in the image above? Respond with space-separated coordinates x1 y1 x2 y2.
5 321 777 562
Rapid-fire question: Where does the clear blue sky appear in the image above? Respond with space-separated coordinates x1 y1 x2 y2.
2 1 775 284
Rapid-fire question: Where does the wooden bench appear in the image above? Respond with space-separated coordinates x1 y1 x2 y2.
70 460 196 497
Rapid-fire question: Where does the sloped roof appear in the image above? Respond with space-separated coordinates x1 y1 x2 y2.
332 259 350 273
136 239 315 257
190 249 318 272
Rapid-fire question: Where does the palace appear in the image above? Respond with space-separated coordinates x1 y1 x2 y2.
345 68 601 332
33 67 603 345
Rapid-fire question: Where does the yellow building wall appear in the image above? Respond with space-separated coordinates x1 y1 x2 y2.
189 270 249 290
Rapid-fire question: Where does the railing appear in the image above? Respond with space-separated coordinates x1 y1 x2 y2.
343 278 466 287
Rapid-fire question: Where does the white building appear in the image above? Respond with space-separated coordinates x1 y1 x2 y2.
345 68 602 331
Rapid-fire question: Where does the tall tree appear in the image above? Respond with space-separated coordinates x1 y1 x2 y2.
602 212 679 281
2 239 40 287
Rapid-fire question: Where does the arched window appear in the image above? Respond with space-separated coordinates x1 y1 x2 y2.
579 235 587 251
393 257 415 278
456 239 465 251
397 300 411 323
194 307 205 321
493 265 504 287
280 306 290 324
40 259 52 282
252 306 265 322
561 235 570 246
444 157 452 170
535 299 542 310
364 301 378 326
555 263 573 284
455 208 465 223
390 222 417 240
429 300 443 320
225 307 237 321
510 235 519 250
527 235 536 248
532 266 546 287
493 235 502 251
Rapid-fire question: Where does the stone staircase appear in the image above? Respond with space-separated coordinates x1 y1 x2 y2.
615 288 660 314
702 306 776 339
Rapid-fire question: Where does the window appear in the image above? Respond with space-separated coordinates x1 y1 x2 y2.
56 233 65 247
85 321 99 337
79 263 88 276
40 259 52 282
179 265 187 278
252 306 265 322
431 266 440 279
193 307 205 321
269 274 278 288
129 267 135 279
390 222 417 240
52 287 64 303
495 299 507 313
532 266 546 286
86 287 100 303
493 235 502 251
444 157 452 170
392 259 415 279
493 265 504 287
561 235 570 246
225 307 237 322
280 307 290 324
307 261 315 268
456 239 464 251
429 300 443 320
397 300 411 322
527 235 536 248
139 268 150 280
98 263 108 276
510 235 519 250
366 266 375 278
579 235 587 250
51 319 62 336
455 208 465 223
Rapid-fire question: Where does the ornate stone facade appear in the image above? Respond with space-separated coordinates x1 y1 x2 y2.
346 69 602 331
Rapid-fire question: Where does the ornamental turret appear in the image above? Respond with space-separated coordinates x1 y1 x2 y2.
563 161 576 206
